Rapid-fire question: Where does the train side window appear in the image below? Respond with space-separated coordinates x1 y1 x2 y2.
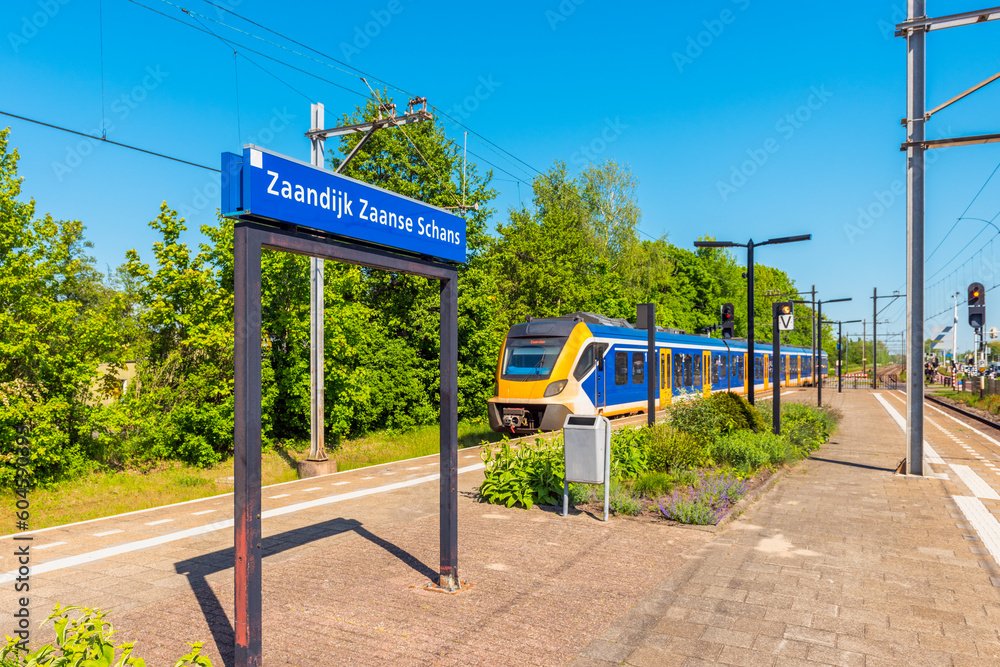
712 356 720 384
721 355 728 377
632 352 644 384
574 344 596 381
615 351 628 385
693 354 702 385
683 355 693 387
673 354 682 388
732 356 738 377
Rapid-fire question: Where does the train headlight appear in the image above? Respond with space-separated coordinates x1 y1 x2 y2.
543 379 567 397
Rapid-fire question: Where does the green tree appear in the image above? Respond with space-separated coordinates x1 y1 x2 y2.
0 128 122 486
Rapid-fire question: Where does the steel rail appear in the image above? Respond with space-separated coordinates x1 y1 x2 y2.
925 394 1000 432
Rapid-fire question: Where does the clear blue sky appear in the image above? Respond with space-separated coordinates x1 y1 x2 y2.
4 0 1000 355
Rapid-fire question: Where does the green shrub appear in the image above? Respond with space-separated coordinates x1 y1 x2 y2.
782 403 838 456
1 603 212 666
710 430 788 472
706 392 767 433
609 427 650 480
631 471 677 498
478 437 564 509
609 480 643 515
647 424 711 472
666 396 723 440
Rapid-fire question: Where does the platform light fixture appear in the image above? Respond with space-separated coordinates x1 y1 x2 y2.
694 234 812 404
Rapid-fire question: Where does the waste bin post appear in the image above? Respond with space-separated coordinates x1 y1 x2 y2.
563 479 569 518
603 417 611 522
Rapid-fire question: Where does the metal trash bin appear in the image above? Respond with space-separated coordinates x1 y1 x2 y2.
562 414 611 521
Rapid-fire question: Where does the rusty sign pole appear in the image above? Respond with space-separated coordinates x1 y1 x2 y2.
234 224 263 666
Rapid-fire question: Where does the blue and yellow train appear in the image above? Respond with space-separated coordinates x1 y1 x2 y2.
488 312 826 434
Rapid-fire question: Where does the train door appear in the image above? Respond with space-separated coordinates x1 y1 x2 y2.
660 349 671 407
594 347 607 409
763 354 770 390
743 353 749 393
701 351 711 398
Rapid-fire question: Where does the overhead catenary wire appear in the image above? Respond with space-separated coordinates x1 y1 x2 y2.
187 0 543 179
132 0 541 192
925 160 1000 264
126 0 366 100
0 109 219 172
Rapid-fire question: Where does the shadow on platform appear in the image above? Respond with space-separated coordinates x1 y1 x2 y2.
808 455 896 473
173 517 436 667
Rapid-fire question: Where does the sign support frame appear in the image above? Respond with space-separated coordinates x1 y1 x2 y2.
233 221 460 666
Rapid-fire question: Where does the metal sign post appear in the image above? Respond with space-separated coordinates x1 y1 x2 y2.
773 302 794 434
638 303 656 425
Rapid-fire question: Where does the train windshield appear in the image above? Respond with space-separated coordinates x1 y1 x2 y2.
501 337 567 380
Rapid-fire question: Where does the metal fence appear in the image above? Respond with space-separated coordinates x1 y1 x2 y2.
820 374 899 390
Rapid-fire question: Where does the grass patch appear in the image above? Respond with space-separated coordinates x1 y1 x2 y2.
4 420 503 533
283 420 504 473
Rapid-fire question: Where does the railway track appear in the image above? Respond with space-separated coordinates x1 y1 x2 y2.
925 393 1000 432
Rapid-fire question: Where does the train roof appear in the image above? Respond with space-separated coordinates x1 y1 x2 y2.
509 314 821 356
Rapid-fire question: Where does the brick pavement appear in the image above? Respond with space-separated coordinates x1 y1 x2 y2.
572 388 1000 666
7 389 1000 665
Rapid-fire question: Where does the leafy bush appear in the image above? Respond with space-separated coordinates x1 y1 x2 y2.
781 403 839 457
706 392 767 433
0 603 212 666
710 430 788 472
666 396 723 440
478 437 563 509
646 424 710 472
666 392 763 443
609 427 650 480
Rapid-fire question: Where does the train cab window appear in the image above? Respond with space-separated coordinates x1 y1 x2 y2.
573 344 596 381
632 352 644 384
673 355 683 388
683 355 693 387
693 354 702 385
614 351 628 385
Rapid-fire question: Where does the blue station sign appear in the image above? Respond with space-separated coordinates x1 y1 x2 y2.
222 146 466 264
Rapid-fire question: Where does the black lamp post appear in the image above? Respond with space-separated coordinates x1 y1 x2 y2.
694 234 811 404
812 297 852 406
828 319 862 393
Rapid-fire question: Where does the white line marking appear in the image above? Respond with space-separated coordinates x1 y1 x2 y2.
34 542 66 550
93 530 123 537
361 476 374 480
192 510 216 516
268 494 290 499
145 519 172 526
781 390 796 396
954 496 1000 567
382 472 395 475
406 467 421 470
874 393 946 465
331 481 349 486
0 463 486 583
303 487 321 491
951 465 1000 500
925 401 1000 446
